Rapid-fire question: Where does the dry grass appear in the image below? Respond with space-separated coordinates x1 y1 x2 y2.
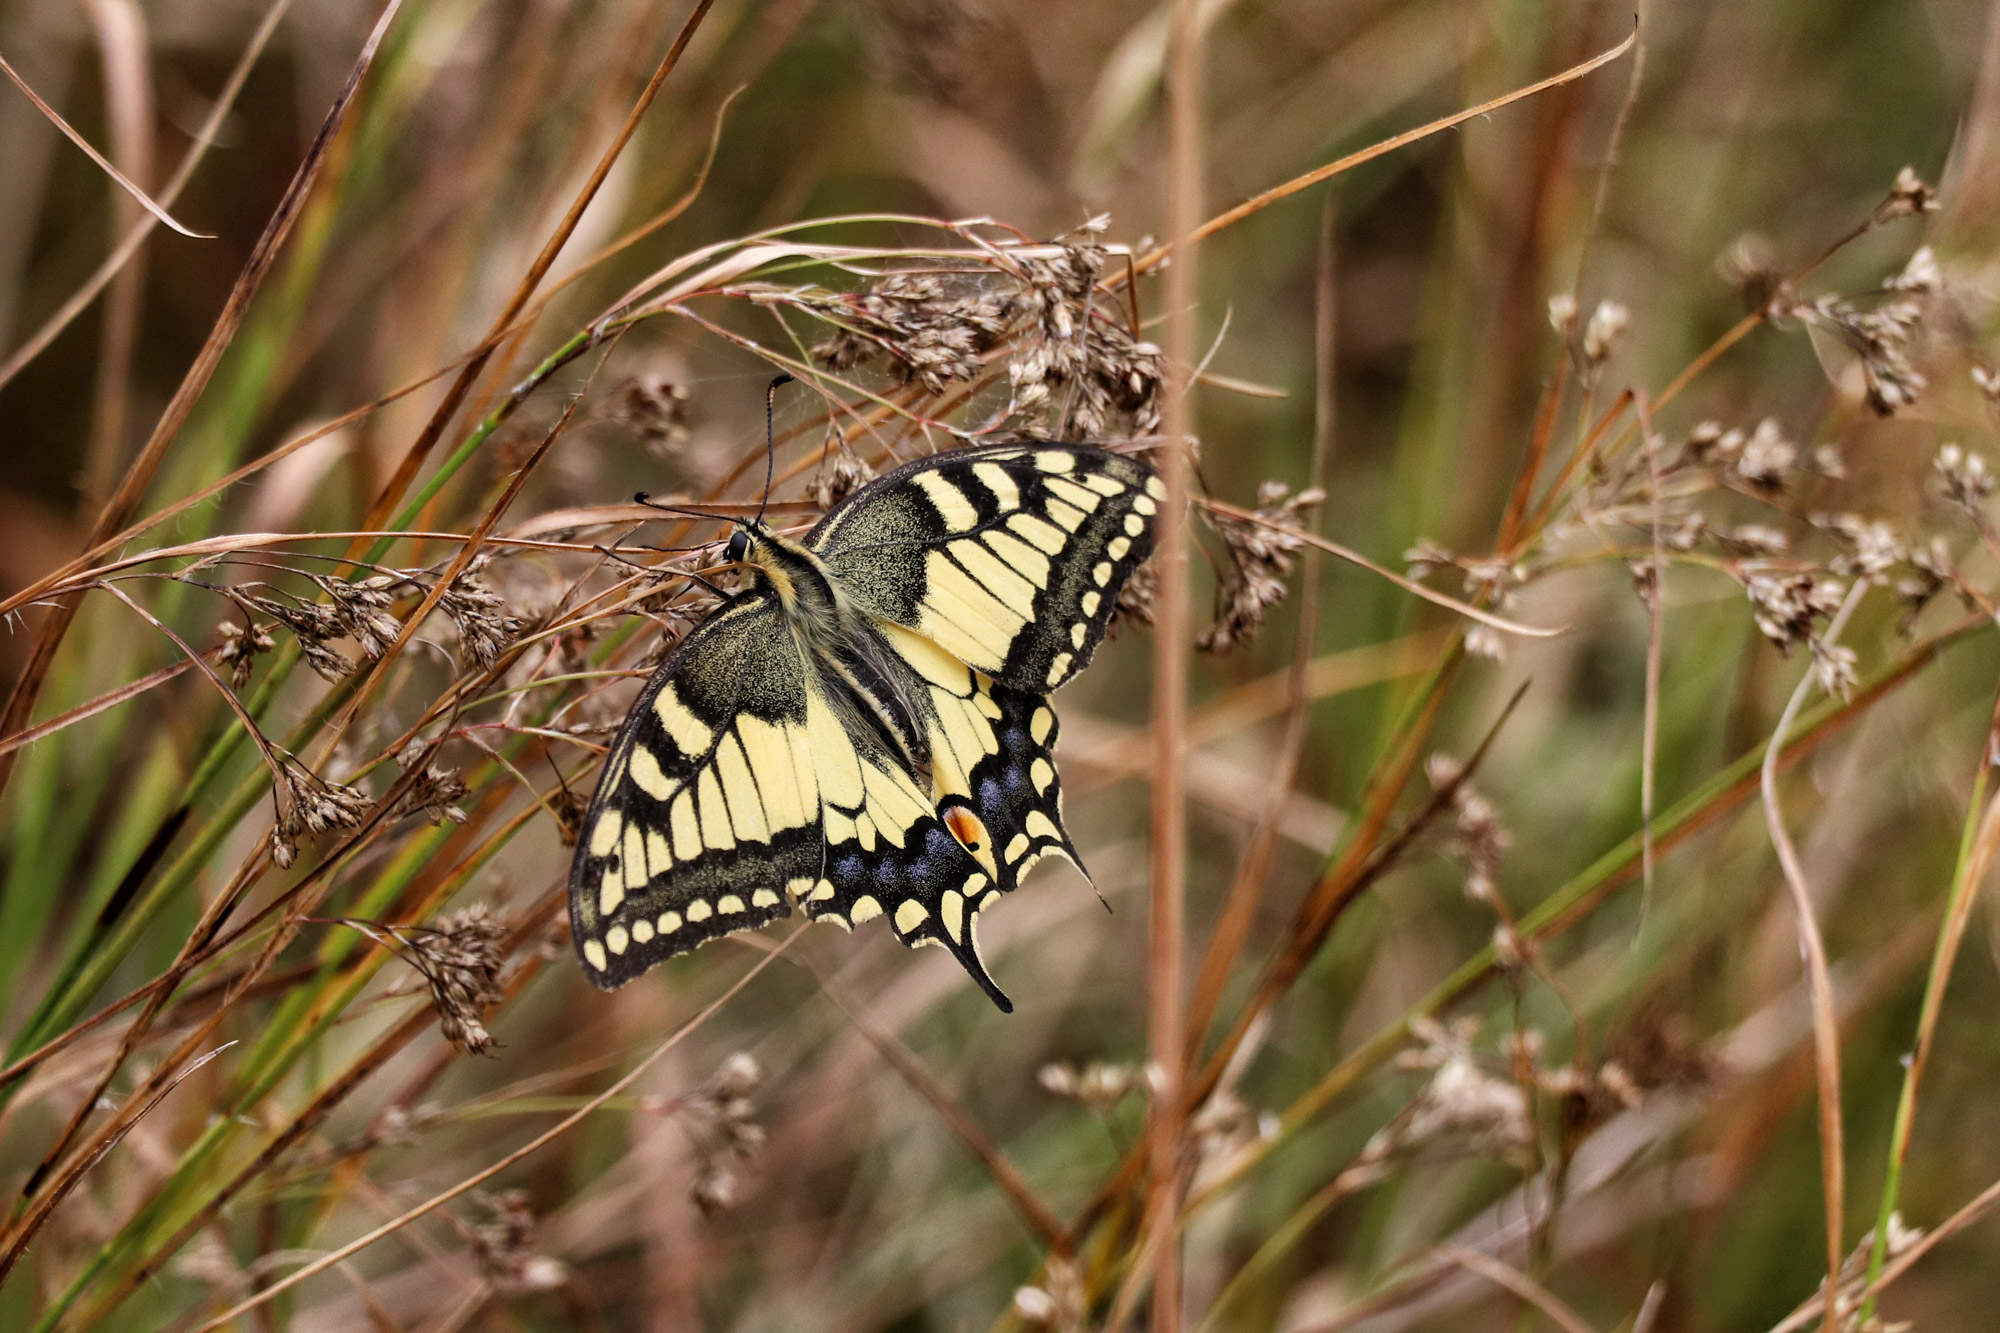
0 2 1997 1330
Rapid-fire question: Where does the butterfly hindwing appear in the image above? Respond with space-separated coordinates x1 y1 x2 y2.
808 444 1161 693
795 624 1085 1011
568 597 821 989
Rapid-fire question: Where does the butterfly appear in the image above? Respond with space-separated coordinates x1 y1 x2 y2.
567 442 1162 1011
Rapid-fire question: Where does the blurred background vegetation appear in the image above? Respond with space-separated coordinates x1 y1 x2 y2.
0 0 1997 1329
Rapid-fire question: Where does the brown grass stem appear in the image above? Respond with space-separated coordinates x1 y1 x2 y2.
189 937 789 1331
0 0 407 804
0 0 292 391
1433 1246 1602 1333
78 0 153 511
1857 681 2000 1318
1144 1 1203 1326
1197 497 1563 637
1123 28 1638 279
1758 582 1867 1333
0 49 201 240
1183 198 1336 1053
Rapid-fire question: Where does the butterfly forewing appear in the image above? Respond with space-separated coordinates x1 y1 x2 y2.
808 445 1163 692
568 598 820 988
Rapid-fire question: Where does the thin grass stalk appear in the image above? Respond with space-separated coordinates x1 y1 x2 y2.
78 0 152 510
354 0 716 540
187 939 792 1332
1183 198 1337 1053
73 831 557 1326
1639 394 1664 916
1760 584 1866 1333
1141 0 1204 1324
1857 683 2000 1319
0 0 293 392
1120 30 1638 280
0 52 197 239
0 0 407 804
1189 618 1981 1212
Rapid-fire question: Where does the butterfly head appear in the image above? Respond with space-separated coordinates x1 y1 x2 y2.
724 525 753 565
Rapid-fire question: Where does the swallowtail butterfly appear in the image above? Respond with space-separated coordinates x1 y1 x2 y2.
567 443 1161 1011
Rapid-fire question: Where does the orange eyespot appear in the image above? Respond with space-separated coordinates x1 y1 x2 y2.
942 804 988 853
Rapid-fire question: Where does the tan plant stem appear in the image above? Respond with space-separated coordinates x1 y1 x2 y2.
355 0 717 539
79 0 154 510
0 0 406 805
1760 582 1867 1333
1184 197 1336 1055
1857 681 2000 1320
189 939 789 1331
1140 1 1203 1327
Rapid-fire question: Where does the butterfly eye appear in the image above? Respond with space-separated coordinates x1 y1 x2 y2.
725 529 751 564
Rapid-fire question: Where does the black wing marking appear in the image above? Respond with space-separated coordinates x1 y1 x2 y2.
807 443 1161 694
567 596 822 989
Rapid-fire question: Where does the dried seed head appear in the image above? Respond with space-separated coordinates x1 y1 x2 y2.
1822 513 1904 582
1809 639 1859 701
270 766 372 868
1038 1059 1145 1114
814 434 875 510
393 744 470 826
468 1190 567 1292
403 905 508 1055
1742 570 1846 654
1581 299 1629 366
328 573 407 659
1872 166 1940 225
804 269 1014 394
620 375 692 457
1685 420 1742 464
1012 1257 1086 1332
1107 556 1158 634
1718 524 1789 557
1403 538 1456 579
548 780 588 848
1733 418 1797 491
1428 754 1509 905
1664 510 1707 552
1802 258 1933 417
438 559 524 673
1973 365 2000 409
1394 1020 1533 1162
1198 482 1324 653
1934 443 1994 515
1885 244 1940 295
215 618 276 690
1896 536 1953 629
1718 232 1785 310
679 1052 766 1216
1464 624 1508 662
1547 292 1578 333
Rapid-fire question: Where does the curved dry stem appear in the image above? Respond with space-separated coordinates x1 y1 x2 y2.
1759 582 1867 1333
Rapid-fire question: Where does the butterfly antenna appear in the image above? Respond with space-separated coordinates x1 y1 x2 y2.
631 492 735 525
755 373 793 529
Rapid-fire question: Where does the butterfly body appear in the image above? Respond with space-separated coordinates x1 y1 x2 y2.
568 443 1162 1011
